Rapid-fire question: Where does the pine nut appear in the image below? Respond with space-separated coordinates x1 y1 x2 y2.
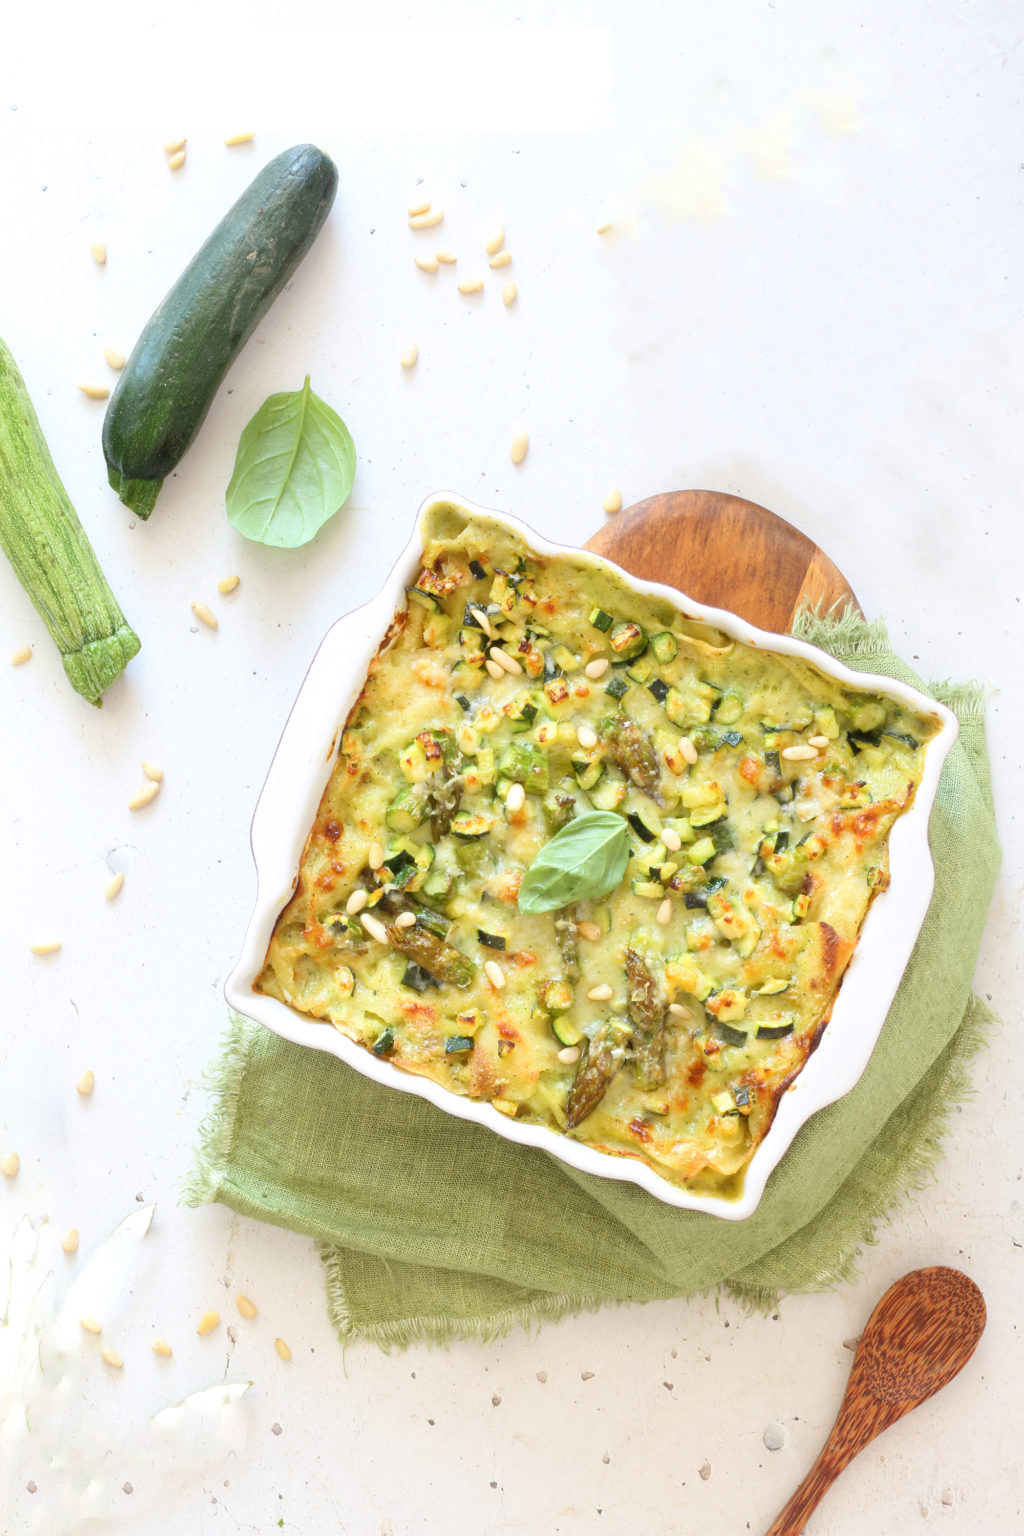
346 889 368 916
469 606 492 636
409 208 443 229
236 1295 258 1319
78 383 110 400
668 1002 692 1019
656 898 672 925
408 197 431 217
30 939 62 955
577 921 602 941
224 132 255 146
395 911 416 928
436 248 457 264
415 255 439 273
490 647 522 675
163 136 187 153
807 735 830 749
557 1046 581 1064
587 984 613 1002
101 1346 123 1368
104 346 126 370
501 281 517 307
484 224 505 255
679 736 698 765
2 1152 19 1177
191 600 217 628
274 1337 292 1360
142 761 164 781
10 645 32 665
62 1228 79 1253
602 489 623 516
782 744 818 761
489 251 512 268
360 913 389 944
91 242 107 265
217 575 240 594
400 343 419 369
152 1338 173 1355
79 1315 102 1334
485 658 504 681
484 959 506 990
583 658 609 679
510 428 529 465
368 842 385 870
76 1070 95 1096
167 151 187 171
128 781 160 810
662 828 682 852
576 724 598 750
196 1310 220 1336
458 278 484 294
596 220 613 234
506 782 526 814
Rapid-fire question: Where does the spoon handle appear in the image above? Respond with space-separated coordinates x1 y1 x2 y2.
761 1442 845 1536
762 1398 895 1536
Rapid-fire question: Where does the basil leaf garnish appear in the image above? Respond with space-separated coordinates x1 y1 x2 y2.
226 375 356 548
517 811 630 914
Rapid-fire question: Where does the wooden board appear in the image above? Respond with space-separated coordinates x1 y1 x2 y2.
583 489 862 634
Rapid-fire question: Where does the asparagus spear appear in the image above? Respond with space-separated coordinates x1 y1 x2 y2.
565 1017 631 1128
624 947 668 1089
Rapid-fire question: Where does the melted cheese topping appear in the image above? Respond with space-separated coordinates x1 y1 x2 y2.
257 505 939 1197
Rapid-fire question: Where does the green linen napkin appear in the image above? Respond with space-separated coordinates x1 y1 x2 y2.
185 613 1000 1346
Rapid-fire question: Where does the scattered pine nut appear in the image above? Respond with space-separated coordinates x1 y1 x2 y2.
490 646 522 675
10 646 32 666
587 984 614 1003
152 1338 173 1355
782 744 818 761
602 489 623 516
162 136 187 154
191 600 217 629
62 1228 79 1253
400 343 419 369
274 1337 292 1361
217 575 240 594
679 736 698 765
78 383 110 400
345 889 368 916
224 132 255 146
409 208 444 229
142 761 164 781
489 251 512 269
662 828 682 852
435 248 457 264
2 1152 19 1178
90 242 107 266
101 1346 123 1368
510 428 529 465
557 1046 581 1065
577 921 602 942
807 735 830 749
167 151 187 172
576 724 598 750
407 197 431 217
484 959 506 990
79 1315 102 1334
196 1309 220 1336
505 783 526 815
469 606 492 636
501 281 517 307
458 278 484 294
360 913 389 944
668 1002 692 1019
30 939 62 956
415 254 439 273
583 658 609 680
76 1070 95 1097
485 658 504 681
236 1295 258 1319
104 346 126 370
597 219 613 234
394 911 417 929
656 898 672 925
484 224 505 255
128 781 160 811
368 842 385 870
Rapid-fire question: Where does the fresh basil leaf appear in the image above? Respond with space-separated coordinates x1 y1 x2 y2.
517 811 630 915
226 375 355 548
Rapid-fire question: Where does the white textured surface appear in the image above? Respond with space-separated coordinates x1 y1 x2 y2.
1 6 1021 1534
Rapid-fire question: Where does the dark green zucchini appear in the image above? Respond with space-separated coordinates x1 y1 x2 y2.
102 144 338 518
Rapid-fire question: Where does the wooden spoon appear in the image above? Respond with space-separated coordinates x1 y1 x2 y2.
763 1266 986 1536
583 488 863 632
